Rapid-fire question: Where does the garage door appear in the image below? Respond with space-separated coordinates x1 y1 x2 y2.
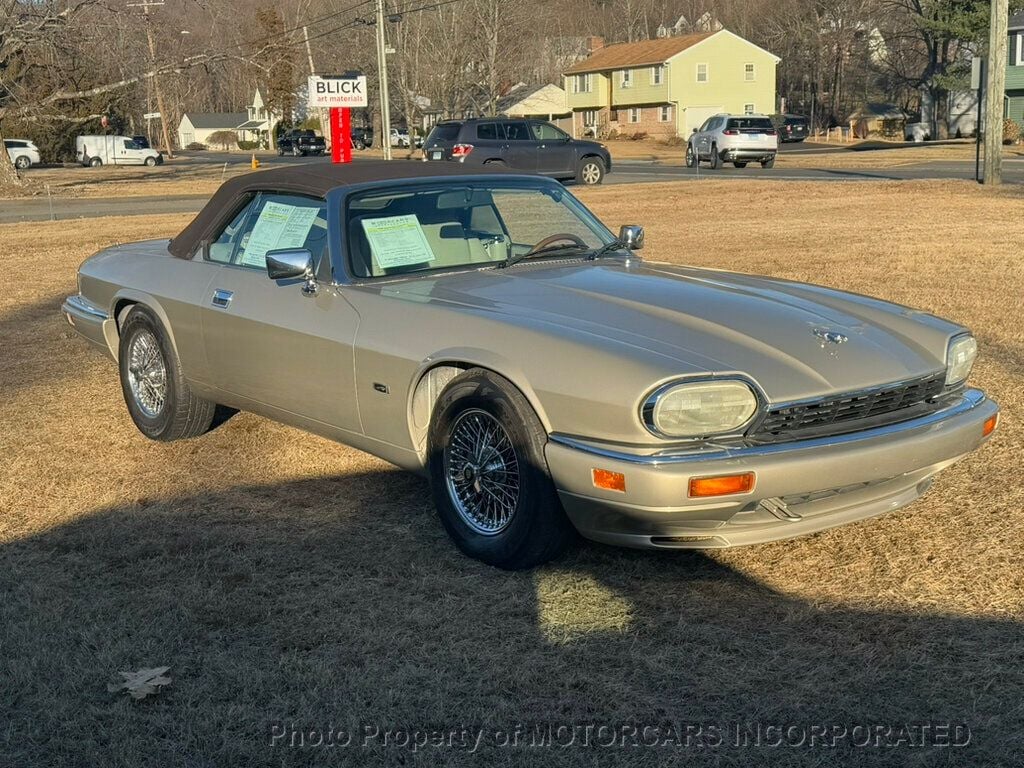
684 106 724 136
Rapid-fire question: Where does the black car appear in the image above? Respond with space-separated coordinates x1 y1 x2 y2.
423 118 611 184
277 129 326 156
772 113 809 143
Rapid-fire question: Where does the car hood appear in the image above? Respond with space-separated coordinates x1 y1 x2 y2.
388 260 960 403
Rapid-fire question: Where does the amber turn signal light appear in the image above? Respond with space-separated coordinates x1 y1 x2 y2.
592 468 626 492
689 472 755 497
983 414 998 437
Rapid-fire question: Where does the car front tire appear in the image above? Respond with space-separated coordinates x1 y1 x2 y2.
427 368 574 570
710 144 720 169
577 157 605 185
118 306 215 442
144 157 157 167
685 144 697 167
14 155 31 170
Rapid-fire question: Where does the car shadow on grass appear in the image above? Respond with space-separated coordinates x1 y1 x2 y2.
2 469 1022 767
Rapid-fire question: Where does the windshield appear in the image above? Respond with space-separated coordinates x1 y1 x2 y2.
346 182 613 278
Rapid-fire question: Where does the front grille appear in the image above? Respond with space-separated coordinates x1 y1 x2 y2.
751 372 948 442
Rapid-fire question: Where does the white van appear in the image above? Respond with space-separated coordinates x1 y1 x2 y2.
76 135 162 167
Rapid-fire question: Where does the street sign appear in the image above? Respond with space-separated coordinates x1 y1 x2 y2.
308 74 368 108
143 112 161 119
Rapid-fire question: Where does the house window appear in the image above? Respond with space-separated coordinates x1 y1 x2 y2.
621 69 632 88
571 73 592 93
651 65 664 85
628 108 641 123
744 103 755 115
1016 33 1024 66
744 63 755 81
582 109 598 127
696 63 708 83
659 105 672 122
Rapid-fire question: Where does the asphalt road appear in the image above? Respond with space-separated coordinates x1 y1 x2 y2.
2 144 1017 224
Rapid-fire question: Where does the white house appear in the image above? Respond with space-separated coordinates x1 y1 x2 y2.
497 83 572 132
235 89 281 147
177 112 247 148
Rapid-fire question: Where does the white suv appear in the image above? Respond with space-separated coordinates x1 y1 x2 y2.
5 139 41 170
686 114 778 169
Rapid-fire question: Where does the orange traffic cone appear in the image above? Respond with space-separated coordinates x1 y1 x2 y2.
250 153 260 169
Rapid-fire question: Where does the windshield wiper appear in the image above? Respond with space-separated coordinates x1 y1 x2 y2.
500 243 588 269
585 239 628 260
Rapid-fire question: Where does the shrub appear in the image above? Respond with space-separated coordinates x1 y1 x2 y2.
206 130 238 151
185 142 207 151
237 140 259 151
1002 118 1021 145
604 128 619 140
628 131 648 141
660 135 685 147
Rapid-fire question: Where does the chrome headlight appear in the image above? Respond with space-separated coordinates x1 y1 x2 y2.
945 335 977 386
643 379 759 438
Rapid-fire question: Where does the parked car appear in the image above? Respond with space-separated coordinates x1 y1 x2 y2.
76 135 163 167
132 135 151 149
687 114 778 169
277 129 326 157
904 122 931 142
4 139 41 170
423 117 612 184
388 127 423 148
772 113 809 143
350 127 373 150
62 162 998 569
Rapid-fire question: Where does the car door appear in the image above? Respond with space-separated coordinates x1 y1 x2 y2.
120 138 142 165
530 121 576 176
500 120 538 171
697 118 718 157
199 192 362 433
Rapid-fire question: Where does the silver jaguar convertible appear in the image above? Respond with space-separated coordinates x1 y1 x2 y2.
63 162 999 569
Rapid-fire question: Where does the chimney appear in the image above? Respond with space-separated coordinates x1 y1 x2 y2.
587 36 605 54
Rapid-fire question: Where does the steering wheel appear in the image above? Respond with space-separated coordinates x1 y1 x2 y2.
523 233 588 257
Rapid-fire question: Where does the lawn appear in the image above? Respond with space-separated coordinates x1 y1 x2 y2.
1 180 1021 766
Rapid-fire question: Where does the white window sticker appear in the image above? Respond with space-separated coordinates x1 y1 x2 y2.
361 214 435 270
239 201 319 268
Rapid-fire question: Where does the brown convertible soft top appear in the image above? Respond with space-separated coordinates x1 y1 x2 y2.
168 160 510 259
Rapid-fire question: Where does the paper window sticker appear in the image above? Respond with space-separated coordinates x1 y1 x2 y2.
360 214 436 270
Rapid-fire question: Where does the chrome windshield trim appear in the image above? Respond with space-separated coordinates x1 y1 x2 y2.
65 294 110 320
550 389 988 466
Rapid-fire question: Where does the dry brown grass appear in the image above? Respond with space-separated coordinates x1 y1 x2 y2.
1 180 1022 766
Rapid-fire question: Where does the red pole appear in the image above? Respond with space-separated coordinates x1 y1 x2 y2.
341 107 352 164
330 107 342 163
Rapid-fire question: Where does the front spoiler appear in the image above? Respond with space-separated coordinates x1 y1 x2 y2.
544 389 998 549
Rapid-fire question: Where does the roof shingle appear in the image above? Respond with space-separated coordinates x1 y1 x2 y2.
564 33 715 74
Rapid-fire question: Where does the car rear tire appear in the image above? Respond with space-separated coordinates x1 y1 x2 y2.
577 157 605 185
118 306 215 442
14 155 31 170
427 368 574 570
710 144 720 169
761 156 776 169
685 144 697 168
733 161 747 168
89 157 102 167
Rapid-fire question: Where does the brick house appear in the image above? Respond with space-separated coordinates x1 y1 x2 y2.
563 31 780 139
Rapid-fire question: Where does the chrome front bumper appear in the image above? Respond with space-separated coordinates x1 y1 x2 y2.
62 294 116 359
545 389 998 549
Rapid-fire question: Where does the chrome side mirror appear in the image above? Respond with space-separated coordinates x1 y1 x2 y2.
619 225 644 250
266 248 317 296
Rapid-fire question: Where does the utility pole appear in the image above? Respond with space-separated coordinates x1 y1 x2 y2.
129 1 174 159
302 26 329 148
983 0 1009 184
375 0 393 160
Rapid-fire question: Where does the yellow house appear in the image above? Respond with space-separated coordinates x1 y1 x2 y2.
563 30 780 139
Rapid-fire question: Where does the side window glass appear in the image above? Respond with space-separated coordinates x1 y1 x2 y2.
477 123 499 140
234 193 329 270
531 123 566 141
206 197 258 263
504 122 531 141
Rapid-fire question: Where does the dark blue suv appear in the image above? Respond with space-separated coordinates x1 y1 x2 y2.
423 118 611 184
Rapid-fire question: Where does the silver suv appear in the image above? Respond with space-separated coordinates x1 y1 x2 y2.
686 114 778 169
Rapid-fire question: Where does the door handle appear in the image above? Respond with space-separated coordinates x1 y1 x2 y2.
211 289 233 308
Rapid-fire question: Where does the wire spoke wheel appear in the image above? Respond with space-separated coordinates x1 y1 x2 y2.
444 409 521 535
126 329 167 418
